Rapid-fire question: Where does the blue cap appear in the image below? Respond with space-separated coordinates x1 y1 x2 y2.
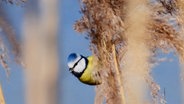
67 53 78 63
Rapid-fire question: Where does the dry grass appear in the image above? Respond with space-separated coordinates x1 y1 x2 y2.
75 0 125 104
75 0 126 104
0 6 22 104
23 0 59 104
75 0 184 104
175 0 184 103
0 16 21 63
123 0 151 103
0 85 5 104
1 0 184 104
0 11 21 76
1 0 26 5
112 44 126 104
1 1 58 104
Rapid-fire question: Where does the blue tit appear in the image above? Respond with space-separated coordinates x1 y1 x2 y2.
67 53 101 85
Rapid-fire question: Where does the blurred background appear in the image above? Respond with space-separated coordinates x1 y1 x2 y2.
0 0 182 104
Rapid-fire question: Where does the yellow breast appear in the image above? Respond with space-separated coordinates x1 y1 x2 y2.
79 56 101 85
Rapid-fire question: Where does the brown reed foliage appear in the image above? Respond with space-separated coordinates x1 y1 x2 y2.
123 0 151 104
75 0 184 104
174 0 184 103
1 0 26 4
0 10 21 76
75 0 125 103
0 5 23 104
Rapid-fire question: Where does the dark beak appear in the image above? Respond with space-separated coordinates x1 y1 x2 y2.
69 68 73 72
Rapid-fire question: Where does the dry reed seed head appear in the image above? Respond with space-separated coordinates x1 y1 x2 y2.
158 0 177 15
102 71 123 104
75 1 124 104
75 0 133 104
75 0 184 104
122 0 154 103
0 39 10 76
75 0 125 62
176 1 184 102
150 0 179 28
0 16 18 76
174 0 184 16
175 0 184 61
148 2 184 101
145 75 167 104
77 0 183 103
1 0 26 5
74 17 89 33
148 19 184 54
0 16 21 65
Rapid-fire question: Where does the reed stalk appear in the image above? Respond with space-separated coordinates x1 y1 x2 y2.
112 44 126 104
0 85 5 104
23 0 59 104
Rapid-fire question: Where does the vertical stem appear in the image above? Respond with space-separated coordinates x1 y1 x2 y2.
0 85 5 104
23 0 59 104
112 44 126 104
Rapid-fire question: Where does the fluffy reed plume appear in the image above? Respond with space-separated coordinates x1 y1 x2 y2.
0 85 5 104
23 0 59 104
175 0 184 103
0 10 22 75
123 0 151 104
75 0 184 104
75 0 126 103
0 16 21 62
1 0 26 4
0 7 22 104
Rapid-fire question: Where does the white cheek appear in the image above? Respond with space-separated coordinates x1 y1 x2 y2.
68 61 75 68
73 58 86 73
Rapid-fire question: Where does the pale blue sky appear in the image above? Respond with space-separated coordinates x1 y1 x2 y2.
0 0 182 104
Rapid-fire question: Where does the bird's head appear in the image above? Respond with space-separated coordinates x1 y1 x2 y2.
67 53 88 78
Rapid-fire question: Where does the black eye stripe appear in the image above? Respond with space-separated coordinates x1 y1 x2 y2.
72 57 83 69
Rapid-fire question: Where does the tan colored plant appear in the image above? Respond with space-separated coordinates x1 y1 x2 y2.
0 15 21 76
123 0 151 103
175 0 184 103
75 0 184 104
0 85 5 104
23 0 59 104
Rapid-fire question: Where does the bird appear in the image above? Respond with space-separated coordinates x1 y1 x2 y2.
67 53 101 85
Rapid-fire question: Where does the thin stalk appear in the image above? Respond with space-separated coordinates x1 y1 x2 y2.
23 0 59 104
0 85 5 104
112 44 126 104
